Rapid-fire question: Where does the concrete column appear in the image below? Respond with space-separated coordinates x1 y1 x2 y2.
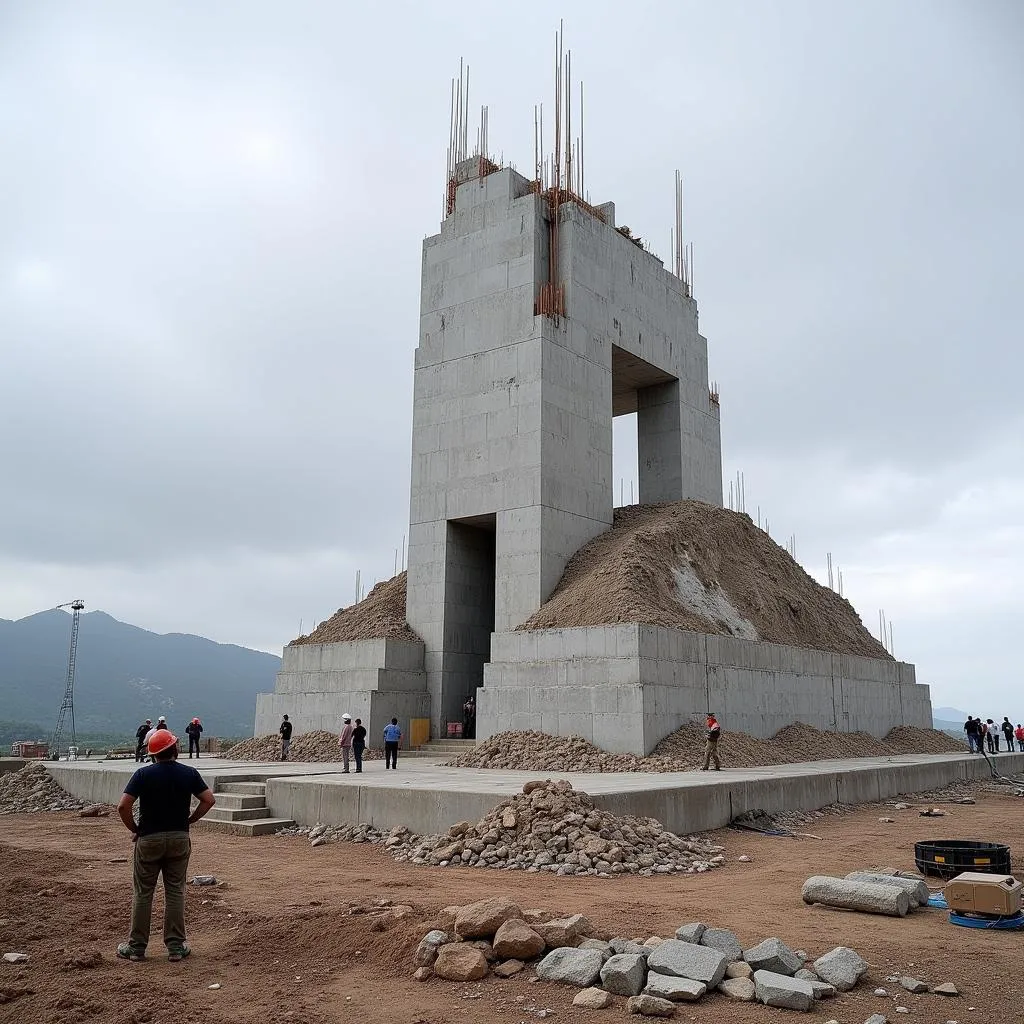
637 379 684 504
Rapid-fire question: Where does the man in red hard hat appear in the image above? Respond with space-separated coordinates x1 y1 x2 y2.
701 713 722 772
115 729 215 962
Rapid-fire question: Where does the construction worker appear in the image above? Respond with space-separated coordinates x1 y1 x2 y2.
185 718 203 759
279 715 292 761
1015 724 1024 750
338 714 354 773
351 718 367 773
462 695 476 740
135 720 152 762
701 713 722 771
1001 717 1014 753
143 717 169 761
383 717 402 770
115 729 215 962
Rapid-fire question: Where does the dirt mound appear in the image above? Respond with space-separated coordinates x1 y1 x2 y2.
448 723 965 772
224 730 382 762
519 502 889 659
290 572 421 646
0 762 84 814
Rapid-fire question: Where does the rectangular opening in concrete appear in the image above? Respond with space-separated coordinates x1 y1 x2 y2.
443 516 496 726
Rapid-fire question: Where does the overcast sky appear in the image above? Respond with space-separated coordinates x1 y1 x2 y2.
1 1 1021 716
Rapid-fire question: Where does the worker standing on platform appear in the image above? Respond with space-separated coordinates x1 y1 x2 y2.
185 718 203 759
701 713 722 772
383 717 402 770
1001 717 1014 752
351 718 367 773
279 715 292 761
462 695 476 740
338 713 354 773
115 730 215 962
135 720 152 762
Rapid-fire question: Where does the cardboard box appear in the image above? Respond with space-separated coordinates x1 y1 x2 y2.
945 872 1022 916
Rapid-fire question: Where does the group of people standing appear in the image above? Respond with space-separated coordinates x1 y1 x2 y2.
134 716 204 761
963 716 1023 754
278 713 403 770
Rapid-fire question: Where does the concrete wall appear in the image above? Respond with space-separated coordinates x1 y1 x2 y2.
477 624 931 754
254 639 429 746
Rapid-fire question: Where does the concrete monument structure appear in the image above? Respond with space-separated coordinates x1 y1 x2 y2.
255 53 931 752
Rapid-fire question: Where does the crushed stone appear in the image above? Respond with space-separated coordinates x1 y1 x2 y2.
224 730 382 762
0 762 85 814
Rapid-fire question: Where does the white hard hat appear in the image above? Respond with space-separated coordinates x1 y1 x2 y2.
342 713 351 721
157 715 166 722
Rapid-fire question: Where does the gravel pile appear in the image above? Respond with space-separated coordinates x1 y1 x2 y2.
0 762 84 814
519 502 890 660
289 572 421 646
223 730 382 762
282 779 724 877
447 722 964 773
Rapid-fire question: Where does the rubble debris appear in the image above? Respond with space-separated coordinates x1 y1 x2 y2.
0 763 84 815
224 730 383 762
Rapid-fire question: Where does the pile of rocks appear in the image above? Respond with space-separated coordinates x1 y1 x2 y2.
279 780 724 878
0 762 84 814
412 901 882 1015
397 779 723 876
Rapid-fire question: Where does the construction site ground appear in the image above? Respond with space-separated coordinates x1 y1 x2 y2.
2 788 1023 1024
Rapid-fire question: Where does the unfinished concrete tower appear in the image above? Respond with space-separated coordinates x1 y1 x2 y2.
406 60 722 735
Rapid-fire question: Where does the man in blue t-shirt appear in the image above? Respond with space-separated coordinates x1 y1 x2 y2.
115 729 216 962
383 717 402 770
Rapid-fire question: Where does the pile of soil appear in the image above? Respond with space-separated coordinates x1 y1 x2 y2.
0 762 84 814
223 730 382 761
290 572 421 646
519 502 890 659
446 723 964 773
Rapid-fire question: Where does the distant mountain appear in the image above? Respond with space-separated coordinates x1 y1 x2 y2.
933 706 969 723
0 609 280 740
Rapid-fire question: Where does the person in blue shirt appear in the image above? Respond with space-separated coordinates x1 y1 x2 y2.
383 718 402 770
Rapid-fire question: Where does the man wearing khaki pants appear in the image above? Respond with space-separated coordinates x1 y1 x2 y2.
115 730 216 962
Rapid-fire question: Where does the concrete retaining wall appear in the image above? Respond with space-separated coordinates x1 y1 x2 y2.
478 624 931 754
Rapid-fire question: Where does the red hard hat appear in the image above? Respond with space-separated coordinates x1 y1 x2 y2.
148 730 178 755
192 718 200 724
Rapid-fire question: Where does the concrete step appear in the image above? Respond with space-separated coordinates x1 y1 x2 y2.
205 806 273 822
199 816 295 837
213 793 267 810
217 782 267 795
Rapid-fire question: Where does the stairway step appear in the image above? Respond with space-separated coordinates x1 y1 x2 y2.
205 806 272 822
199 817 295 837
217 782 267 795
214 793 266 810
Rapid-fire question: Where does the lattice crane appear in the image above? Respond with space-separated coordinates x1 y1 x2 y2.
50 599 85 759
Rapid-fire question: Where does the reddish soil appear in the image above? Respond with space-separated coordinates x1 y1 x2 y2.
2 793 1022 1024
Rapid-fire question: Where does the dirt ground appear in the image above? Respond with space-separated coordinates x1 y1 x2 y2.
2 791 1023 1024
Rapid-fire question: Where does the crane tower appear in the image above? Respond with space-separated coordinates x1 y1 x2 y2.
50 599 85 759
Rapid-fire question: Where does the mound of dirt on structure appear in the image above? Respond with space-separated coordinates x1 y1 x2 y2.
0 762 84 814
519 502 890 659
447 722 964 772
224 730 382 762
290 572 421 646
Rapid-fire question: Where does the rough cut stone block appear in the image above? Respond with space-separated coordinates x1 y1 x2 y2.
494 959 524 978
577 938 613 958
699 927 742 962
433 944 489 982
845 871 930 906
674 922 706 943
626 994 676 1017
813 947 868 991
794 968 818 982
573 987 612 1008
726 961 753 979
600 953 647 996
454 896 523 938
718 977 755 1001
493 919 545 960
753 969 815 1011
643 973 707 1002
811 980 836 999
536 947 605 988
646 940 728 987
802 876 910 917
743 937 803 976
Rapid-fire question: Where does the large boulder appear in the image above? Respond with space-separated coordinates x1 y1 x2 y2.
492 919 545 960
626 995 676 1017
433 944 489 982
535 947 605 988
802 876 909 917
454 897 522 939
753 969 815 1011
743 938 803 976
699 927 742 962
845 871 930 907
813 947 868 991
534 917 584 948
642 973 707 1002
646 940 728 988
600 954 647 996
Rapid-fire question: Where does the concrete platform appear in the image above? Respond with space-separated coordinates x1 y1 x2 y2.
45 750 1021 839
